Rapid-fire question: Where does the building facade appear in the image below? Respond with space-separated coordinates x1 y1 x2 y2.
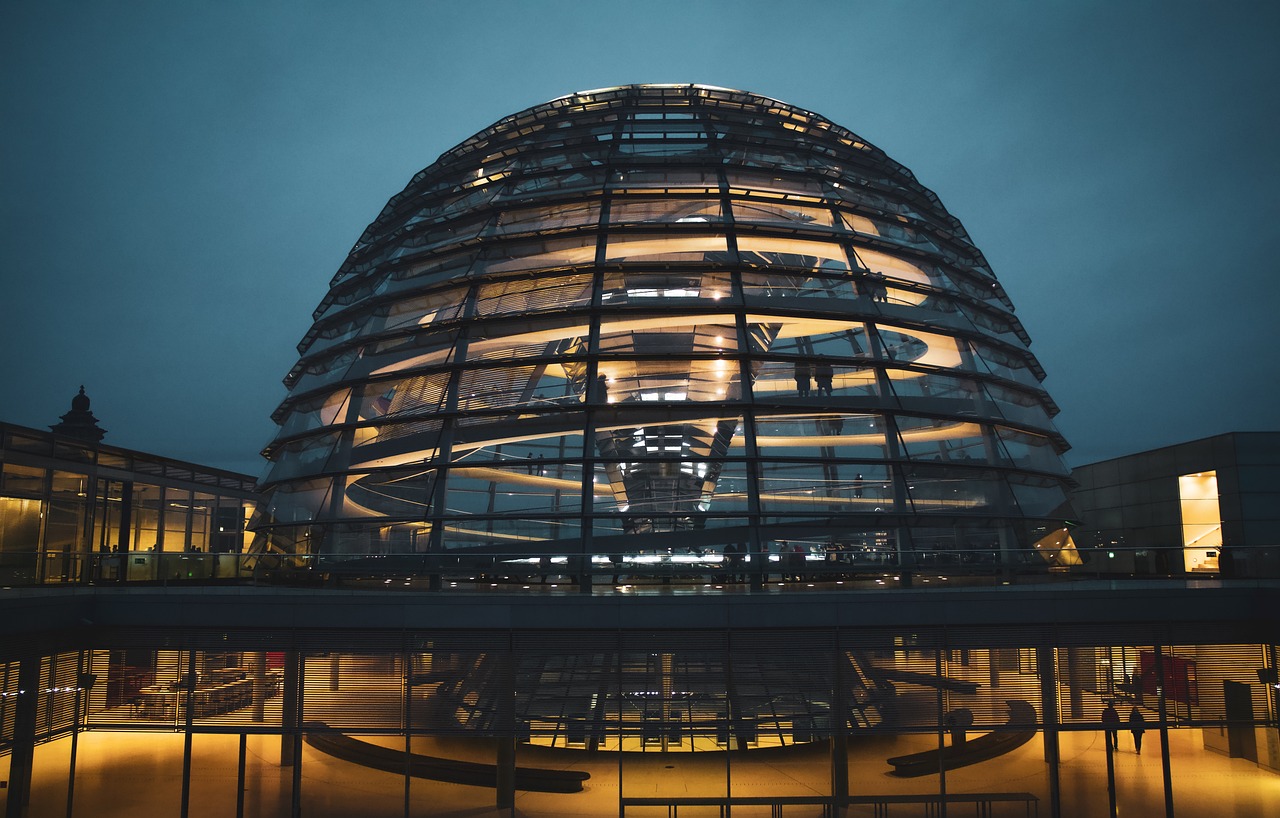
0 89 1275 818
0 412 257 586
1071 432 1280 577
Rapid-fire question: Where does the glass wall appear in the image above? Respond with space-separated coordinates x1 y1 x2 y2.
1 631 1274 818
0 423 258 586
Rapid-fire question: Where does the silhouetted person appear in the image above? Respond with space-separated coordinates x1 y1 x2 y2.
871 272 888 302
788 544 806 581
794 362 811 397
1128 707 1146 754
723 542 745 582
854 272 872 298
1101 702 1120 750
814 361 834 396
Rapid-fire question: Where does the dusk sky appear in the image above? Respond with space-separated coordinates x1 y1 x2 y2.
2 1 1277 476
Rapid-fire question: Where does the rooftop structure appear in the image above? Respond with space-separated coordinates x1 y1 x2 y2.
254 84 1078 584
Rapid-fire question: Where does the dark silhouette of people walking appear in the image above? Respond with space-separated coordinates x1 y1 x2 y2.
787 544 806 581
1128 707 1146 754
1101 702 1120 750
794 361 812 397
723 542 745 583
814 361 833 396
871 272 888 302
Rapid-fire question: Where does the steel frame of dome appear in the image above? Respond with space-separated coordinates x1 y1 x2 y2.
253 84 1076 584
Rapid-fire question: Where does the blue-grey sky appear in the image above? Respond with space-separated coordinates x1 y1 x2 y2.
2 1 1277 475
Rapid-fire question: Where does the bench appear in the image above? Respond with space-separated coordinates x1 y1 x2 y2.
887 700 1037 777
873 669 980 694
302 722 589 793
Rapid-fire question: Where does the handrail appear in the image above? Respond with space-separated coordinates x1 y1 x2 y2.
1 543 1275 590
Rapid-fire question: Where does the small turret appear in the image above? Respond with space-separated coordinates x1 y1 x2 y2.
50 385 107 442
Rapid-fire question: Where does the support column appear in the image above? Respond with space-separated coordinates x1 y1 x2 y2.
289 654 304 818
403 648 413 818
1154 646 1175 818
250 652 267 722
494 645 516 811
1037 646 1062 818
280 650 301 766
5 655 40 818
934 649 947 810
65 650 90 818
830 647 849 815
1065 647 1086 719
180 650 197 818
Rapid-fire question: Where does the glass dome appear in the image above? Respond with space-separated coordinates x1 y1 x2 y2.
252 84 1077 583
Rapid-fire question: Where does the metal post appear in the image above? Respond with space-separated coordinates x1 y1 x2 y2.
6 655 41 818
935 648 947 818
830 643 848 815
1271 645 1279 759
1037 646 1061 818
64 650 89 818
404 647 412 818
236 734 247 818
180 650 197 818
495 642 516 810
1154 646 1175 818
1104 729 1117 818
290 655 304 818
280 650 299 766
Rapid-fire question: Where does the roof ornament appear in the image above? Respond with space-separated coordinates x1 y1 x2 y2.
50 385 107 442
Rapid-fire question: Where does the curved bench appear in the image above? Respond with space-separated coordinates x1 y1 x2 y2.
873 668 980 694
886 700 1036 777
303 722 589 793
